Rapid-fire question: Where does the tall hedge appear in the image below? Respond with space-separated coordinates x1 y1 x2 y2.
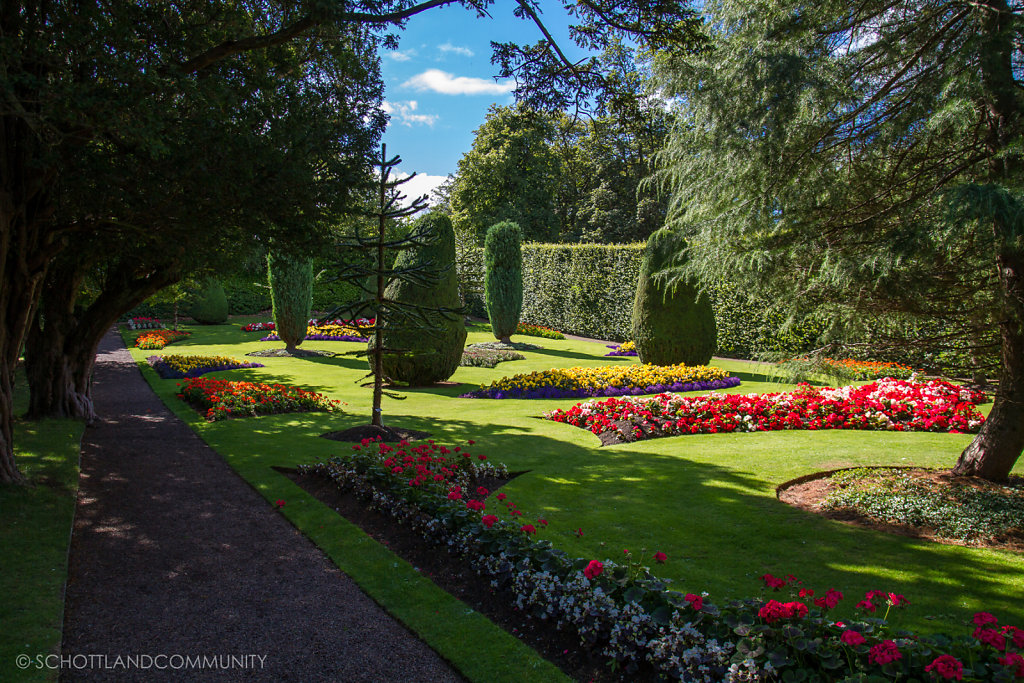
631 229 716 366
379 213 466 385
268 251 313 353
483 221 523 343
189 279 228 324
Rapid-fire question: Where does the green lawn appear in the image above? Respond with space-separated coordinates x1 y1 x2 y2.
0 372 84 682
125 319 1024 675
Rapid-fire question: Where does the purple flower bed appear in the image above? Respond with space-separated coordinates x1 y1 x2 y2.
146 356 265 379
605 344 638 357
259 333 365 342
459 376 742 400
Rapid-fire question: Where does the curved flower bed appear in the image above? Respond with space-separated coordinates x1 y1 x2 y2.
805 357 919 380
460 363 740 400
516 322 564 339
134 329 191 350
147 354 264 379
605 341 638 357
260 322 370 342
176 377 343 421
300 439 1023 681
545 378 988 441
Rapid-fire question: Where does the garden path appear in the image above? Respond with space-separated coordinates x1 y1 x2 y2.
60 329 463 682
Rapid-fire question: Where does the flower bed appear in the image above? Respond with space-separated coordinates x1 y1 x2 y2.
300 439 1024 681
545 378 988 442
460 347 526 368
126 316 163 330
803 357 920 380
605 341 637 357
134 329 191 350
176 377 343 421
516 322 565 340
459 363 740 400
147 354 264 379
260 321 372 342
241 321 275 332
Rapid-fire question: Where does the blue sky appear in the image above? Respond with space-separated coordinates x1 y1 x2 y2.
377 2 584 201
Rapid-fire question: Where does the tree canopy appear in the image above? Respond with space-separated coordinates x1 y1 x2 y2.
655 0 1024 481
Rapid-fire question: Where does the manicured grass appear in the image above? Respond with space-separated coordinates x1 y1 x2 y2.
0 372 84 682
126 318 1024 672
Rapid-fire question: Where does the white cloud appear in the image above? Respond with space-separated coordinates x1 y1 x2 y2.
382 100 438 127
438 42 474 58
384 49 415 62
401 69 515 96
394 172 448 208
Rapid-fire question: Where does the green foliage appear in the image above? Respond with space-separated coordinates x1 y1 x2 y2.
189 279 229 324
449 106 561 244
822 468 1024 543
268 251 314 351
380 212 467 385
484 222 523 342
631 229 716 366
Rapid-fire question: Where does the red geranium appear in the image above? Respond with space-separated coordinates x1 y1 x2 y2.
583 560 604 579
925 655 963 681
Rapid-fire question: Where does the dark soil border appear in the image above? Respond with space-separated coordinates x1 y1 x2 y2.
280 467 626 683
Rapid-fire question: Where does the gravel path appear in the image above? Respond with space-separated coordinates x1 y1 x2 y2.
60 330 463 682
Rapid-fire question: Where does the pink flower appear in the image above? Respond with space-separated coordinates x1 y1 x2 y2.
466 500 485 512
887 593 909 608
275 499 286 508
520 524 537 534
476 486 489 496
761 573 787 590
576 527 583 537
974 627 1007 651
583 560 604 579
868 640 902 666
1002 625 1024 649
840 630 865 647
925 655 963 681
481 514 498 528
974 612 999 627
497 493 507 501
998 653 1024 678
684 593 703 611
653 551 667 563
856 599 877 613
814 589 844 610
798 588 814 598
447 491 462 500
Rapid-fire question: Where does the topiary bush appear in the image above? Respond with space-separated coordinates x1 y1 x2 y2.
631 228 717 366
267 251 313 353
188 279 229 324
483 221 523 343
379 212 466 385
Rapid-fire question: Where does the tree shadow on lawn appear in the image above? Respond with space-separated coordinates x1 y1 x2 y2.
522 347 620 363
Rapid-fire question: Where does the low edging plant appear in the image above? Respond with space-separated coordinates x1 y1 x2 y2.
605 341 637 357
301 439 1024 682
460 363 740 400
461 347 526 368
176 377 343 421
546 378 988 441
146 354 264 379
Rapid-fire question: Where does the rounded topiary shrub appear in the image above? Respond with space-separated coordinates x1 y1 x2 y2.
189 279 229 324
378 212 466 384
484 221 523 343
267 251 313 353
631 228 717 366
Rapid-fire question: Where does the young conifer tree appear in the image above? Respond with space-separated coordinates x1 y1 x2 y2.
483 221 523 343
268 251 314 354
327 144 462 437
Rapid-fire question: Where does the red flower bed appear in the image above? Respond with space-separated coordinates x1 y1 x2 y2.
176 377 343 421
545 378 987 442
134 329 191 350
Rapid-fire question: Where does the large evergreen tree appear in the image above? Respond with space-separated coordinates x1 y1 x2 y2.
656 0 1024 481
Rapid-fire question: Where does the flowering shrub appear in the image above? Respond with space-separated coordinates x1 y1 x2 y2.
134 329 191 350
147 354 264 379
460 363 740 400
126 316 163 330
176 377 343 421
299 439 1024 681
605 340 638 357
516 322 565 339
545 378 987 441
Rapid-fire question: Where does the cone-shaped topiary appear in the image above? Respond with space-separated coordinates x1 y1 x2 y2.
189 279 229 324
379 212 466 384
268 251 313 353
483 221 523 343
631 228 717 366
